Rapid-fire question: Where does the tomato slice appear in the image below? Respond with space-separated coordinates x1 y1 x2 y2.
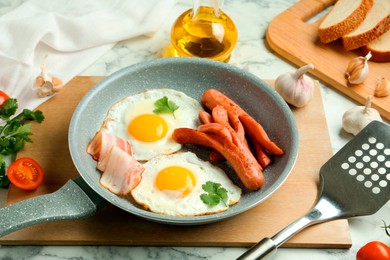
7 158 44 190
0 90 9 107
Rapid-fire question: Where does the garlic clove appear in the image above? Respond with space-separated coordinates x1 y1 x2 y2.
342 95 382 136
275 64 315 108
345 52 371 85
36 81 54 98
34 76 45 90
51 77 63 92
374 77 390 98
33 54 63 98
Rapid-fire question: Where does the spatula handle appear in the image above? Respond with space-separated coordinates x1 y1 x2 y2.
237 220 311 260
0 179 103 238
236 238 277 259
237 197 342 259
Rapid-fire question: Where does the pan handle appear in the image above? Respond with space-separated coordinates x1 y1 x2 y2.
0 178 107 238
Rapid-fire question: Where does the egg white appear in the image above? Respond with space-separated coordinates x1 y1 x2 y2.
131 152 242 216
101 89 203 161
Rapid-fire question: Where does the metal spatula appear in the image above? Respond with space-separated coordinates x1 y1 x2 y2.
238 120 390 260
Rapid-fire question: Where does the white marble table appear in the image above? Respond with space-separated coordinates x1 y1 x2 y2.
0 0 389 259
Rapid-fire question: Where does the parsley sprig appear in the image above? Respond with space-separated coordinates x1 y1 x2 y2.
200 181 228 207
153 96 179 119
0 156 9 187
0 98 44 187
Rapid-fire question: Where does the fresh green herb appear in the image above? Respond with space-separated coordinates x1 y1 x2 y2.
0 98 17 120
153 96 179 119
200 181 228 207
0 159 9 187
0 98 44 187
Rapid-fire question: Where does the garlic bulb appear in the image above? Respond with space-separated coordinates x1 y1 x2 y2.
275 64 315 108
342 95 382 136
33 54 63 98
374 77 390 97
345 52 371 85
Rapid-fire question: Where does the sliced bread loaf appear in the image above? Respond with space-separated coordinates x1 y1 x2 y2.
318 0 373 44
362 29 390 62
342 0 390 51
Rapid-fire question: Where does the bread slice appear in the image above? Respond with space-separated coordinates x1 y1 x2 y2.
342 0 390 51
362 29 390 62
318 0 374 44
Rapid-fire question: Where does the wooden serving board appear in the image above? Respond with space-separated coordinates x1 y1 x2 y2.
0 76 351 248
266 0 390 121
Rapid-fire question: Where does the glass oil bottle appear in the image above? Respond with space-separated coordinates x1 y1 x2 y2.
170 0 237 62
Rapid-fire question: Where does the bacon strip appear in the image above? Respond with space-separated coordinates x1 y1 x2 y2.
87 130 143 195
87 130 132 162
99 146 144 196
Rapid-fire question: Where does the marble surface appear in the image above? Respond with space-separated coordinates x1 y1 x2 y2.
1 0 390 259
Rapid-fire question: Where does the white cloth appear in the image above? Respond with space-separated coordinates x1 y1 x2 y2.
0 0 175 111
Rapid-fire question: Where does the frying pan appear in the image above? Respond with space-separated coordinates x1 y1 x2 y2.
0 58 298 237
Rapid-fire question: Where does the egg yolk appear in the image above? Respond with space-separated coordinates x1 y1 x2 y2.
155 166 196 197
128 114 168 142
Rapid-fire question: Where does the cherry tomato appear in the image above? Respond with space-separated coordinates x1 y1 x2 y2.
7 158 44 190
0 90 9 107
357 241 390 260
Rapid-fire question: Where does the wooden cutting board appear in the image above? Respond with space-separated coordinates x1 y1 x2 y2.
0 76 351 248
266 0 390 121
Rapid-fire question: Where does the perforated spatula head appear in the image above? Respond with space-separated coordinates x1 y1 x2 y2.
319 120 390 218
237 121 390 260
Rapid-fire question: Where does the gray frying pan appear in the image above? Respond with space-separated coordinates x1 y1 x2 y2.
0 58 298 236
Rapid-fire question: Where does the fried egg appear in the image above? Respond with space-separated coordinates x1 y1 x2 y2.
131 152 242 216
101 89 203 161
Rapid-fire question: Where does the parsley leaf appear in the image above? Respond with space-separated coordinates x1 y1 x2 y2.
0 161 9 187
0 98 18 121
0 98 44 187
200 181 228 207
153 96 179 119
13 109 44 123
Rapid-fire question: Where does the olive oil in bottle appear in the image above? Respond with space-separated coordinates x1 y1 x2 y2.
170 1 237 62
